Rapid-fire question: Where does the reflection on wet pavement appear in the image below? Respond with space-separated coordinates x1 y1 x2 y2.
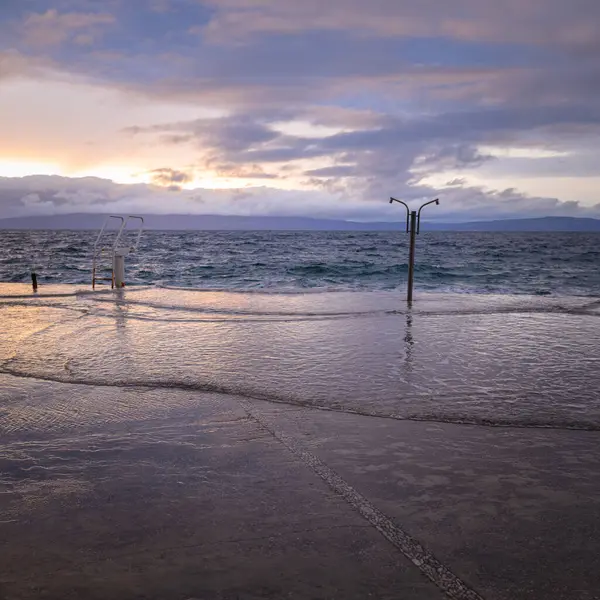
2 285 600 430
2 284 600 599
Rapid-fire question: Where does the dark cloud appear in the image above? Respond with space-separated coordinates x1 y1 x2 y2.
446 178 468 187
1 175 598 223
305 166 357 178
413 145 495 172
148 167 193 188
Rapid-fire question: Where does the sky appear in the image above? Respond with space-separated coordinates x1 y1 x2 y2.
0 0 599 222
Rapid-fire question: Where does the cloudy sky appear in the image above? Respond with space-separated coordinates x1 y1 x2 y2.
1 0 599 222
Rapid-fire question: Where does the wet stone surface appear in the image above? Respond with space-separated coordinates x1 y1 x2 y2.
0 393 446 600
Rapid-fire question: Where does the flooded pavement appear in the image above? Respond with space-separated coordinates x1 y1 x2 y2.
1 391 451 600
2 284 600 430
1 284 600 599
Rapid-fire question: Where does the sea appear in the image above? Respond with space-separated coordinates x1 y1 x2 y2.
1 229 600 434
1 229 599 296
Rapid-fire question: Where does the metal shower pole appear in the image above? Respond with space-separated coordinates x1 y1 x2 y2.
389 197 440 303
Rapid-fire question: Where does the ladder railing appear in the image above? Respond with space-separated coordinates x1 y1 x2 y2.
126 216 144 253
92 215 144 289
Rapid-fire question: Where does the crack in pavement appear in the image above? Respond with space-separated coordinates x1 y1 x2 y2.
241 400 486 600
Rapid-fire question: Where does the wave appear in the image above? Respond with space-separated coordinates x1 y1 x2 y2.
3 368 599 433
90 296 388 318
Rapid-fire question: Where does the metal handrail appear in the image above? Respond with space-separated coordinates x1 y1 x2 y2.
93 216 124 260
92 216 124 289
126 215 144 252
92 215 144 289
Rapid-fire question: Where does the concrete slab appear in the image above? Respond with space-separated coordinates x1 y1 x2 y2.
253 402 600 600
0 391 446 600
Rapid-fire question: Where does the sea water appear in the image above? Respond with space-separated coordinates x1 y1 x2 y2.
1 230 600 296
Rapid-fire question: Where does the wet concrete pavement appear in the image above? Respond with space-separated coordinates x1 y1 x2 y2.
2 287 600 599
1 389 446 600
2 383 600 600
251 403 600 600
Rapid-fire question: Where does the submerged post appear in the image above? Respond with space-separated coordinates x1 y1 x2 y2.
389 197 440 303
113 250 126 288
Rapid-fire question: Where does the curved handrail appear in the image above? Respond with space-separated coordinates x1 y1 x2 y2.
93 215 124 259
91 215 144 289
125 215 144 252
92 216 124 288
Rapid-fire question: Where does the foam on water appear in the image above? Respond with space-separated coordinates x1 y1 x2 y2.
2 284 600 434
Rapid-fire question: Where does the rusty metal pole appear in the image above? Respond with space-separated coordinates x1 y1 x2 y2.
407 211 417 303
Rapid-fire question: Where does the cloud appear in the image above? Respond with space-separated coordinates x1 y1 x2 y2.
199 0 600 49
446 178 468 187
305 166 357 178
0 50 55 81
21 8 115 47
121 100 600 206
413 145 495 173
147 167 194 190
0 174 598 224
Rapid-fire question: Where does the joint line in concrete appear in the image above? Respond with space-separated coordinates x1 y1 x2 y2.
242 401 485 600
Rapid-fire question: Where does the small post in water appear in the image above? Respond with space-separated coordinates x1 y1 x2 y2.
389 197 440 303
31 271 38 293
113 250 127 288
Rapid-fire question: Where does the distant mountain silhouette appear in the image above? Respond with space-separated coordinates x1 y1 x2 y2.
436 216 600 232
1 213 600 231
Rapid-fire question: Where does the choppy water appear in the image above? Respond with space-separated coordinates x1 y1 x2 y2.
1 230 600 296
